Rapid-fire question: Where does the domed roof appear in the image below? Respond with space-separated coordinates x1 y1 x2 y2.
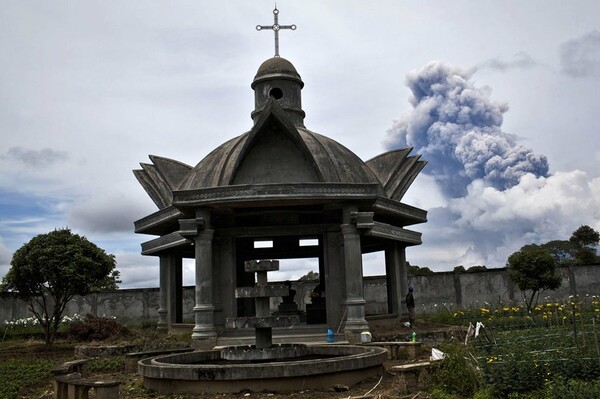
178 102 382 191
252 57 303 88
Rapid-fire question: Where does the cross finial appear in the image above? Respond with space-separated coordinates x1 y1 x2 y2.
256 6 296 57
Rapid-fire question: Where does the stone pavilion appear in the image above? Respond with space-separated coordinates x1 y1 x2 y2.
134 54 427 347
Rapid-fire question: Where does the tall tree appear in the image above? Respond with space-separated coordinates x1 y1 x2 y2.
540 240 576 266
507 244 562 313
569 225 600 265
1 229 118 344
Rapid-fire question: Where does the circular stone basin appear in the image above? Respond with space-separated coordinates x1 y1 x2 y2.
138 344 387 394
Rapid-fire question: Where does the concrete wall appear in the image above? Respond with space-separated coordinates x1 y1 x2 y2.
3 266 600 325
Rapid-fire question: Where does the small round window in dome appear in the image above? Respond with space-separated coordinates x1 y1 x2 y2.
269 88 283 100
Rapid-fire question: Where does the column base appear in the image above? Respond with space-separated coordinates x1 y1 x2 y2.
343 318 370 344
190 335 217 350
156 321 168 331
343 329 370 344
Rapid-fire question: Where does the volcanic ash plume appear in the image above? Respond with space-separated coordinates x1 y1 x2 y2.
386 61 549 198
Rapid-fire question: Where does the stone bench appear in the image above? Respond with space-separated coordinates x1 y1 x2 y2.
391 360 441 394
53 360 120 399
363 341 422 360
54 374 120 399
52 359 89 378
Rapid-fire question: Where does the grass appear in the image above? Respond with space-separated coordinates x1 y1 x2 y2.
0 322 189 399
424 296 600 398
0 359 52 399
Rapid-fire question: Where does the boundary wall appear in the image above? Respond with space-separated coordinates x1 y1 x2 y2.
2 266 599 325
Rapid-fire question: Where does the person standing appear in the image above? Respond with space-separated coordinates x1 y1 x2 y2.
406 286 415 327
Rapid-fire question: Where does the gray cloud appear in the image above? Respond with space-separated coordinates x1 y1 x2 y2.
2 147 69 168
560 30 600 77
67 188 155 235
480 52 538 72
386 61 549 198
0 238 11 279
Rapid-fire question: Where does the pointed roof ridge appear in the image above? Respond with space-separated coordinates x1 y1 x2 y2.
229 99 324 184
148 155 193 190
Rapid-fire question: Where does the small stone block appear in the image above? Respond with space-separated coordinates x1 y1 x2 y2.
226 315 299 329
178 219 198 237
244 259 279 272
235 285 288 298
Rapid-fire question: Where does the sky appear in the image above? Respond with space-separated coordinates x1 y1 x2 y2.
1 1 599 288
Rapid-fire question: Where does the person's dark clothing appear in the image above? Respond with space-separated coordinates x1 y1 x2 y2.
406 292 415 309
406 291 415 327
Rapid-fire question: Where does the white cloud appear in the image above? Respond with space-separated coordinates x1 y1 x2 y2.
408 171 600 269
1 2 599 286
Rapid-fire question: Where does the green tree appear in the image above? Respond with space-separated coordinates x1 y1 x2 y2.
507 244 562 313
407 263 435 276
569 225 600 265
298 270 319 281
540 239 576 266
0 229 118 344
466 265 487 273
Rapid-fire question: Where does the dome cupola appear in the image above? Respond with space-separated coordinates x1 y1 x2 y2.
251 57 305 127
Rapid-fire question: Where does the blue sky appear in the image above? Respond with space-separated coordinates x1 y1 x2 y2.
1 1 599 288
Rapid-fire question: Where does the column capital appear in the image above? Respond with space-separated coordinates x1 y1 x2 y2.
197 228 215 241
341 223 358 236
179 218 213 239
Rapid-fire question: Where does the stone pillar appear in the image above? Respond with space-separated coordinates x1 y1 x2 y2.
167 254 183 324
324 230 345 331
217 235 236 327
157 255 168 330
341 205 369 342
386 242 407 318
192 227 217 345
180 209 217 348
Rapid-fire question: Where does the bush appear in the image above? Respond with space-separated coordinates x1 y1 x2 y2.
88 357 127 372
431 343 483 398
66 314 130 341
429 388 459 399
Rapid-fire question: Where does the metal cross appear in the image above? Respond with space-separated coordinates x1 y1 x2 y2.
256 6 296 57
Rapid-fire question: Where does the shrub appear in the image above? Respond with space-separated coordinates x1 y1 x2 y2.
88 357 127 372
66 314 130 341
430 343 483 398
429 387 459 399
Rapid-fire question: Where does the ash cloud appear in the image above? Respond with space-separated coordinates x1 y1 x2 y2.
386 61 549 198
560 30 600 78
480 52 538 72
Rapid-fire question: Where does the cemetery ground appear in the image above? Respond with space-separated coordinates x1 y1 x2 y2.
4 299 600 399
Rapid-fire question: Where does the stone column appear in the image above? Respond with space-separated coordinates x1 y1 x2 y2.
324 230 345 331
191 207 217 348
216 235 236 329
167 254 183 324
386 242 407 319
157 255 168 330
341 206 369 342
